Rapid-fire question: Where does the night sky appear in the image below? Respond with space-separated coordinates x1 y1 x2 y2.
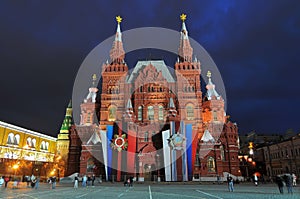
0 0 299 137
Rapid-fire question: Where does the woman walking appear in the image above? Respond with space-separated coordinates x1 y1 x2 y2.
74 175 79 189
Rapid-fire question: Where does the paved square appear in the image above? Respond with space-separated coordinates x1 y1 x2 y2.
0 182 299 199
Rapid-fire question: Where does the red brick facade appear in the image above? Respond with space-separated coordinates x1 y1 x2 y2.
65 16 240 181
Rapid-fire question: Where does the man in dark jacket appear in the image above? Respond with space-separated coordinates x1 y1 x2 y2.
275 175 284 194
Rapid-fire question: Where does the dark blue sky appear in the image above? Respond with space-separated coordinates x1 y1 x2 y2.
0 0 299 137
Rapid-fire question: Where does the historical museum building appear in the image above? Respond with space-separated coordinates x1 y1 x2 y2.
0 121 57 178
59 15 240 181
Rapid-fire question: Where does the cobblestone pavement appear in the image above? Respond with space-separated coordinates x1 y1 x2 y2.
0 182 299 199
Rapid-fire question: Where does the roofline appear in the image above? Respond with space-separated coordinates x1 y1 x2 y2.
0 121 57 141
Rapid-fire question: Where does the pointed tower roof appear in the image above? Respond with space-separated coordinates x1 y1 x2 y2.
180 13 189 39
110 15 125 63
178 14 193 62
59 100 73 134
126 99 133 109
115 15 122 42
169 97 175 108
205 71 221 100
201 129 215 142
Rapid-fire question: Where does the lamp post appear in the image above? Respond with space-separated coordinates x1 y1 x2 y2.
12 164 19 179
156 153 160 182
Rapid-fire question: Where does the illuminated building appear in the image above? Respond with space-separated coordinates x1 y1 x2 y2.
63 15 240 181
0 121 56 177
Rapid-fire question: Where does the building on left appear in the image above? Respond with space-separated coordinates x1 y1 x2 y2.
0 121 57 179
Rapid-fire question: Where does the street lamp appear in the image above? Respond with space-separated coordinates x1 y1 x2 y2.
13 164 19 179
156 154 160 182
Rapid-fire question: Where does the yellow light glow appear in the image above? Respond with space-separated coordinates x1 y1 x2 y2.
13 164 19 170
50 171 55 175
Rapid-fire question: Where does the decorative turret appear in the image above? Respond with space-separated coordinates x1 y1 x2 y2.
59 100 73 134
84 74 98 103
178 14 193 63
109 16 125 64
80 74 100 125
202 71 225 124
205 71 221 100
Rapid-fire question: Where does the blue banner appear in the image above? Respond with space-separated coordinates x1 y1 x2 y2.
185 123 193 180
107 125 113 179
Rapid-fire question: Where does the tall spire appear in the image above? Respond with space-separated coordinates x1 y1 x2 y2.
178 13 193 62
110 15 125 64
59 100 73 134
205 71 220 100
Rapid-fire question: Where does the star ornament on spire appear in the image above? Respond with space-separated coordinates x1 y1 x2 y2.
180 13 187 22
116 15 122 24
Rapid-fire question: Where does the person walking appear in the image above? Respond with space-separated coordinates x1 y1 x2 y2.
253 174 258 186
91 174 96 187
0 176 4 188
51 176 56 189
4 176 10 188
74 175 79 189
275 175 284 194
292 173 297 186
129 176 133 187
34 177 39 189
82 175 87 187
227 174 234 192
87 175 91 187
30 174 36 188
284 174 293 194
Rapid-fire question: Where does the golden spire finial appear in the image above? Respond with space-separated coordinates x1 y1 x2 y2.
92 74 97 81
180 13 187 22
207 71 212 78
116 15 122 24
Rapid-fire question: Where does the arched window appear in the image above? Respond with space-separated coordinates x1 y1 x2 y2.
41 141 45 150
139 86 143 92
108 105 117 121
138 106 143 121
148 106 154 120
7 133 14 144
158 105 164 120
207 157 215 172
86 112 91 123
45 142 49 150
144 132 149 142
14 134 20 145
220 145 225 161
27 137 32 147
213 111 218 121
186 105 194 120
31 139 36 148
87 158 95 173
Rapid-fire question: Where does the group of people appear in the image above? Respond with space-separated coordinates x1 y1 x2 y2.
227 173 297 194
275 174 296 194
74 174 96 189
124 176 133 187
47 176 57 189
0 176 10 188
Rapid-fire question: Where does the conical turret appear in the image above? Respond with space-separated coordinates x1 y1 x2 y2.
178 14 193 62
109 15 125 64
60 100 73 134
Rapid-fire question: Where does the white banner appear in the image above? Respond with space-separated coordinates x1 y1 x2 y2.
162 130 171 181
100 130 108 181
